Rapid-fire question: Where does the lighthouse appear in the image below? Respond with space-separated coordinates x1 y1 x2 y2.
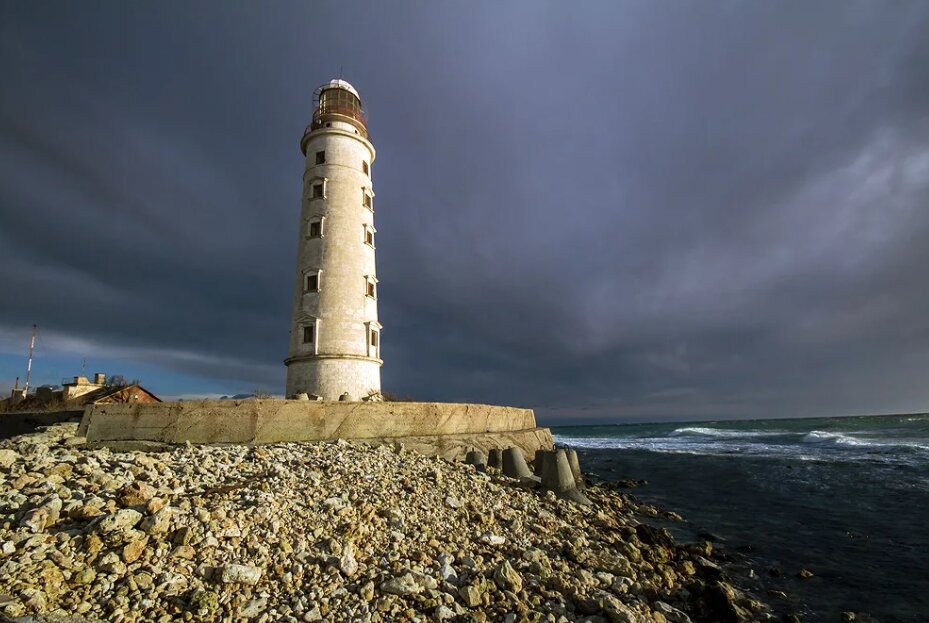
285 79 382 400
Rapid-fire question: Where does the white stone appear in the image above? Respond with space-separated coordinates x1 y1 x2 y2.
220 563 263 585
0 449 20 468
339 543 358 577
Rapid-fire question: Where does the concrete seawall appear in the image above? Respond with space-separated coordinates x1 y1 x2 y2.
78 400 553 460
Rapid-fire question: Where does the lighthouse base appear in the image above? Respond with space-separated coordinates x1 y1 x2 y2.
284 355 381 401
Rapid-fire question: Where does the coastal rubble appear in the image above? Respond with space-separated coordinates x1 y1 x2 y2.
0 423 772 622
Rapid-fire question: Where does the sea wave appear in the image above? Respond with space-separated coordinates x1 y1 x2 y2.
668 426 785 438
554 433 929 465
800 430 929 451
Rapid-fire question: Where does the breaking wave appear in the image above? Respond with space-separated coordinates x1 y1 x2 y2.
802 430 929 451
669 427 785 438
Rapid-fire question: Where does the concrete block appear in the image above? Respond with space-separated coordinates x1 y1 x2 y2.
465 449 487 472
502 447 534 480
540 449 590 505
533 449 548 477
566 448 585 490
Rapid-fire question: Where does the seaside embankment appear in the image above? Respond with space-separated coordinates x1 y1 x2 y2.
0 423 771 622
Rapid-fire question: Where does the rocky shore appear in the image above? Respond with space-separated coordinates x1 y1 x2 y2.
0 424 772 622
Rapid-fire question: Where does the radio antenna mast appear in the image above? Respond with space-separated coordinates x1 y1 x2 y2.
24 324 36 394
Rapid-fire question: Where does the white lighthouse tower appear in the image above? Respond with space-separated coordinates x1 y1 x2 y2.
285 79 382 400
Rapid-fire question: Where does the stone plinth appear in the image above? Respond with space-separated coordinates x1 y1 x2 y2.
78 400 553 461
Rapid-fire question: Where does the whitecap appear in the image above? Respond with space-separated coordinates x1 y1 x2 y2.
801 430 929 451
668 426 786 438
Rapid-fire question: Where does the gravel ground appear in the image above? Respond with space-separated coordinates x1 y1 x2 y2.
0 423 772 623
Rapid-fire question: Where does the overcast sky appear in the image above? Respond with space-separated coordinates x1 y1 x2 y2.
1 2 928 424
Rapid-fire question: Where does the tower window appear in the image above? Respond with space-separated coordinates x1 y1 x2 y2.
303 325 314 344
315 151 325 165
362 161 369 176
305 273 319 292
307 215 325 238
365 321 382 358
364 225 375 247
364 275 378 299
312 183 324 199
363 193 372 209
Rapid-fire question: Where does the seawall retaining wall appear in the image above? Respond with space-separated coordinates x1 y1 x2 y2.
78 400 553 460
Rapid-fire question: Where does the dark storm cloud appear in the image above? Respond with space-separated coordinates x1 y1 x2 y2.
1 2 928 421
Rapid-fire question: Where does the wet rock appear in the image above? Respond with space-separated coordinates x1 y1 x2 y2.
654 601 692 623
601 595 647 623
635 524 675 548
689 580 752 623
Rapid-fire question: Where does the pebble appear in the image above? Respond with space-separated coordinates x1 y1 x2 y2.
380 572 426 596
0 449 21 468
220 563 263 585
338 542 358 577
96 509 143 534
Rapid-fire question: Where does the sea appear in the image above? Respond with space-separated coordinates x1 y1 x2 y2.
552 413 929 623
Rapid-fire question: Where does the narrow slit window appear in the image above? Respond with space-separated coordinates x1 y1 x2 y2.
370 330 378 347
364 227 374 246
305 274 319 292
363 193 372 209
303 325 314 344
315 151 326 165
312 183 324 199
366 280 376 298
362 161 369 176
309 221 322 238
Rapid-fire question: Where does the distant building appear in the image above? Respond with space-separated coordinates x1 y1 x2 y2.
62 373 108 400
2 373 160 412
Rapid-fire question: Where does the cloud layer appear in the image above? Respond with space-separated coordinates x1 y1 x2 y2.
2 2 928 422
